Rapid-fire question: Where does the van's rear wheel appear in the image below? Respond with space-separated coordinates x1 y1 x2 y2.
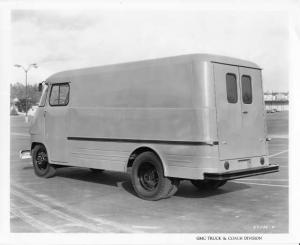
166 179 180 198
32 145 56 178
191 179 227 190
131 151 178 200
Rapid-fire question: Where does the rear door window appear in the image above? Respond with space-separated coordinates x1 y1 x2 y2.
226 73 238 103
241 75 252 104
49 83 70 106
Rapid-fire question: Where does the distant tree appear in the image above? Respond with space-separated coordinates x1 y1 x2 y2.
15 98 37 113
10 83 41 112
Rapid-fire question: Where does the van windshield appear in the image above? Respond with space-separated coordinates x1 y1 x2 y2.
38 84 48 107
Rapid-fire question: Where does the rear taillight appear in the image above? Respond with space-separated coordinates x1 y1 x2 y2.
224 161 230 170
260 157 265 165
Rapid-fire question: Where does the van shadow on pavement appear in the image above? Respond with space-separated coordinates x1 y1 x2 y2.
22 165 33 170
53 167 250 199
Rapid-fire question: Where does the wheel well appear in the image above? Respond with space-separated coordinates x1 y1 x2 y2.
127 147 164 171
31 142 45 151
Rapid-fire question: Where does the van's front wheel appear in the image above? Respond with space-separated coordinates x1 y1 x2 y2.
191 179 227 190
131 151 178 201
32 145 56 178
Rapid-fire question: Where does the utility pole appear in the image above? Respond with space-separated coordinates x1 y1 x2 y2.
14 63 38 122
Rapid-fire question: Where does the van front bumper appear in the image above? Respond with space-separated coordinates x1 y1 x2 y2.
19 150 31 159
204 164 279 181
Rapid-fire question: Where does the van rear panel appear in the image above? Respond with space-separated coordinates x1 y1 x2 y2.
213 63 268 161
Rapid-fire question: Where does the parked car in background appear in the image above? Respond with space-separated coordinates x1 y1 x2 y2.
27 105 38 119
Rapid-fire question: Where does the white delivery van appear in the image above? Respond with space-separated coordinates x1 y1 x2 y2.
21 54 279 200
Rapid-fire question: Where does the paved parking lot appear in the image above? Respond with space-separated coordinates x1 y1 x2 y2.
10 112 289 233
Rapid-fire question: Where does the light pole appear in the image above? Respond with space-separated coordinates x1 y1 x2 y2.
14 63 38 122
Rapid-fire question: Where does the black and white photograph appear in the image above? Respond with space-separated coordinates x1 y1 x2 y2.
1 0 300 244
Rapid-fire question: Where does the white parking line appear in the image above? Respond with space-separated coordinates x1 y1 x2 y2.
237 178 288 181
132 225 160 230
12 183 140 233
11 203 58 232
232 181 288 188
269 150 288 158
11 188 109 233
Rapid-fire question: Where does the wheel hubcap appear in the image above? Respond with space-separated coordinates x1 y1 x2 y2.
36 151 48 170
138 163 159 191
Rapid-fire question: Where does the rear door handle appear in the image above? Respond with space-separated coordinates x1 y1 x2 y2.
242 111 248 114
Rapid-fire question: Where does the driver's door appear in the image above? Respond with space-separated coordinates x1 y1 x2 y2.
45 83 70 163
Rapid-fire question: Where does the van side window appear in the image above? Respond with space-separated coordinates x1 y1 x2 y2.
226 73 238 103
241 75 252 104
49 83 70 106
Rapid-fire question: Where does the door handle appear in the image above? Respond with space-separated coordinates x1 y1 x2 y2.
242 111 248 114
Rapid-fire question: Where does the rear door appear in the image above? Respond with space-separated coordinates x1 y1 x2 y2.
213 63 267 160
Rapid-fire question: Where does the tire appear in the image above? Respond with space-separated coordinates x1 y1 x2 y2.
191 179 227 190
166 178 180 198
131 151 177 201
32 145 56 178
90 168 104 173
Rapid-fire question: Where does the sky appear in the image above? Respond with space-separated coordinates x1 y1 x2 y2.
11 9 290 92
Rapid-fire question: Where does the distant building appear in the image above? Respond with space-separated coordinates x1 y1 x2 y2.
264 92 289 112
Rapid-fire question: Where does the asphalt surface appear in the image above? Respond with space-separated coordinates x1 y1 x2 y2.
10 112 289 233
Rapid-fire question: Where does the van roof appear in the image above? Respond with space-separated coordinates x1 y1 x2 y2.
46 53 261 84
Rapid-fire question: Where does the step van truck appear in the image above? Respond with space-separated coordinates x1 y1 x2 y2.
21 54 279 200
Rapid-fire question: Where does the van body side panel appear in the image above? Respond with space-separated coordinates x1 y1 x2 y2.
67 138 219 179
161 144 219 179
68 108 216 142
66 107 218 177
192 60 218 108
192 60 218 139
70 61 194 108
64 59 219 178
67 140 129 172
